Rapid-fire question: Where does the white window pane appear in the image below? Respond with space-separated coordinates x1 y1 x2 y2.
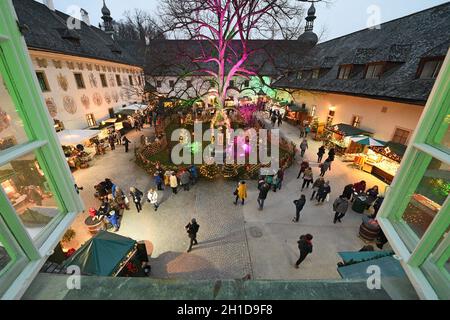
0 152 63 240
0 70 29 151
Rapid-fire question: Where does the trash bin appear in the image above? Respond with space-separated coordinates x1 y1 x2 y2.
352 195 367 214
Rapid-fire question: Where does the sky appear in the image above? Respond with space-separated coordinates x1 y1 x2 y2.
41 0 449 41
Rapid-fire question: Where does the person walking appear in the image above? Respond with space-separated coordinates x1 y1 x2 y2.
296 160 309 179
180 170 191 191
271 113 277 127
170 172 178 195
310 177 325 200
189 165 199 185
317 145 325 163
147 188 159 211
272 173 279 192
301 167 314 191
123 136 131 153
234 181 247 205
108 134 116 151
372 196 384 218
305 125 311 138
257 181 271 210
277 112 283 127
129 187 144 213
299 139 308 158
186 218 200 252
342 184 354 200
319 159 331 177
299 124 305 138
116 130 122 145
295 234 313 268
276 168 284 190
316 181 331 204
154 172 164 191
327 148 336 170
292 195 306 222
333 195 349 223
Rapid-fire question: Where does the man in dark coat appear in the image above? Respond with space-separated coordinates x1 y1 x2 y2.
186 218 200 252
257 181 271 210
123 136 131 153
129 187 144 213
342 184 354 200
317 145 326 163
293 194 306 222
295 234 313 268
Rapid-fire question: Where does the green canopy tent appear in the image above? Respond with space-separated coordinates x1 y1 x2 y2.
62 231 139 277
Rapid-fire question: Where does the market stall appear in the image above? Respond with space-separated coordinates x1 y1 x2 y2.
367 141 407 184
57 129 101 170
62 231 149 277
285 103 308 125
325 124 373 155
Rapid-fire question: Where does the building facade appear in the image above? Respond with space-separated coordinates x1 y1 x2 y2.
12 0 145 131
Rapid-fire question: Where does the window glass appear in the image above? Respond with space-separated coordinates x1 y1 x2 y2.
0 152 63 240
0 69 29 151
100 74 108 88
35 72 50 92
0 243 11 273
129 75 134 86
74 73 85 89
116 75 122 86
430 115 450 155
420 60 443 79
392 128 410 145
401 158 449 239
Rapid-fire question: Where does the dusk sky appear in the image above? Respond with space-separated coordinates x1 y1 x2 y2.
41 0 449 42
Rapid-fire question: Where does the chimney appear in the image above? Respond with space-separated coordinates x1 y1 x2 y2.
80 9 90 26
43 0 55 11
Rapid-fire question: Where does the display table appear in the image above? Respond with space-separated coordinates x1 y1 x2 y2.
372 165 394 184
352 195 368 214
84 216 105 234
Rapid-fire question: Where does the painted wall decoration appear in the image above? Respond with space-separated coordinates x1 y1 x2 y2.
67 61 75 70
57 73 69 91
81 94 90 109
109 74 116 87
63 96 77 114
86 63 93 71
104 92 112 104
120 90 127 101
36 58 48 68
101 66 107 72
89 73 98 88
93 93 103 106
45 98 58 118
107 66 112 72
112 67 117 72
112 91 119 103
0 107 11 133
95 65 100 71
77 63 84 70
52 60 63 69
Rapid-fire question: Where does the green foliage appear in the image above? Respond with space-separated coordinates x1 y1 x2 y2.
62 228 76 243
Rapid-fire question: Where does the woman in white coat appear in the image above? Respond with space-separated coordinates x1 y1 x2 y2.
147 188 159 211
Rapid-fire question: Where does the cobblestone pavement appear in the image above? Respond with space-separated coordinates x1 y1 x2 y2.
67 118 390 281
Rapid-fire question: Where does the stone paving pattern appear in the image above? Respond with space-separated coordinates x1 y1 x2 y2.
68 116 390 280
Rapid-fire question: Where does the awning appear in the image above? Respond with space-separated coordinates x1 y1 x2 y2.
57 130 101 145
327 123 373 136
122 103 148 111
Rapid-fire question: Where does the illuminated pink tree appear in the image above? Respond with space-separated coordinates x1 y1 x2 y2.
161 0 305 126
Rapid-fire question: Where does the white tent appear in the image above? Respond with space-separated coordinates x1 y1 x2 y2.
57 130 101 145
122 103 148 112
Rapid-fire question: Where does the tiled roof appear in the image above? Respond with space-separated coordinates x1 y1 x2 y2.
13 0 141 67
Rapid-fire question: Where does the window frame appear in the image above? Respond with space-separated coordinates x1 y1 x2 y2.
417 56 445 79
337 65 352 80
377 51 450 300
364 62 385 79
73 72 86 89
128 75 134 86
115 74 122 86
0 0 84 299
35 71 50 92
99 73 108 88
86 113 96 127
351 115 362 128
392 127 411 145
312 69 320 79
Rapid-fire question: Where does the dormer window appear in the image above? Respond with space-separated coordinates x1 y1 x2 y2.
417 57 444 79
312 69 320 79
365 63 384 79
337 65 352 79
297 71 303 80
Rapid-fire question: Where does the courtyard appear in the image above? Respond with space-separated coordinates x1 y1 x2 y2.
67 116 389 281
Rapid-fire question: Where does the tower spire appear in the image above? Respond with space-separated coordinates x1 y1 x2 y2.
101 0 114 35
304 3 317 32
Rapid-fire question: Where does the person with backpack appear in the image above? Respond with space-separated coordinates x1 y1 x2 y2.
293 194 306 223
310 177 325 201
333 195 349 224
295 234 313 268
129 187 144 213
186 218 200 252
301 166 314 191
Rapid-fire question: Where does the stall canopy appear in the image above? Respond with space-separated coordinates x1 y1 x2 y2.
62 231 137 276
350 135 385 147
57 130 101 145
122 103 147 112
328 123 373 136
